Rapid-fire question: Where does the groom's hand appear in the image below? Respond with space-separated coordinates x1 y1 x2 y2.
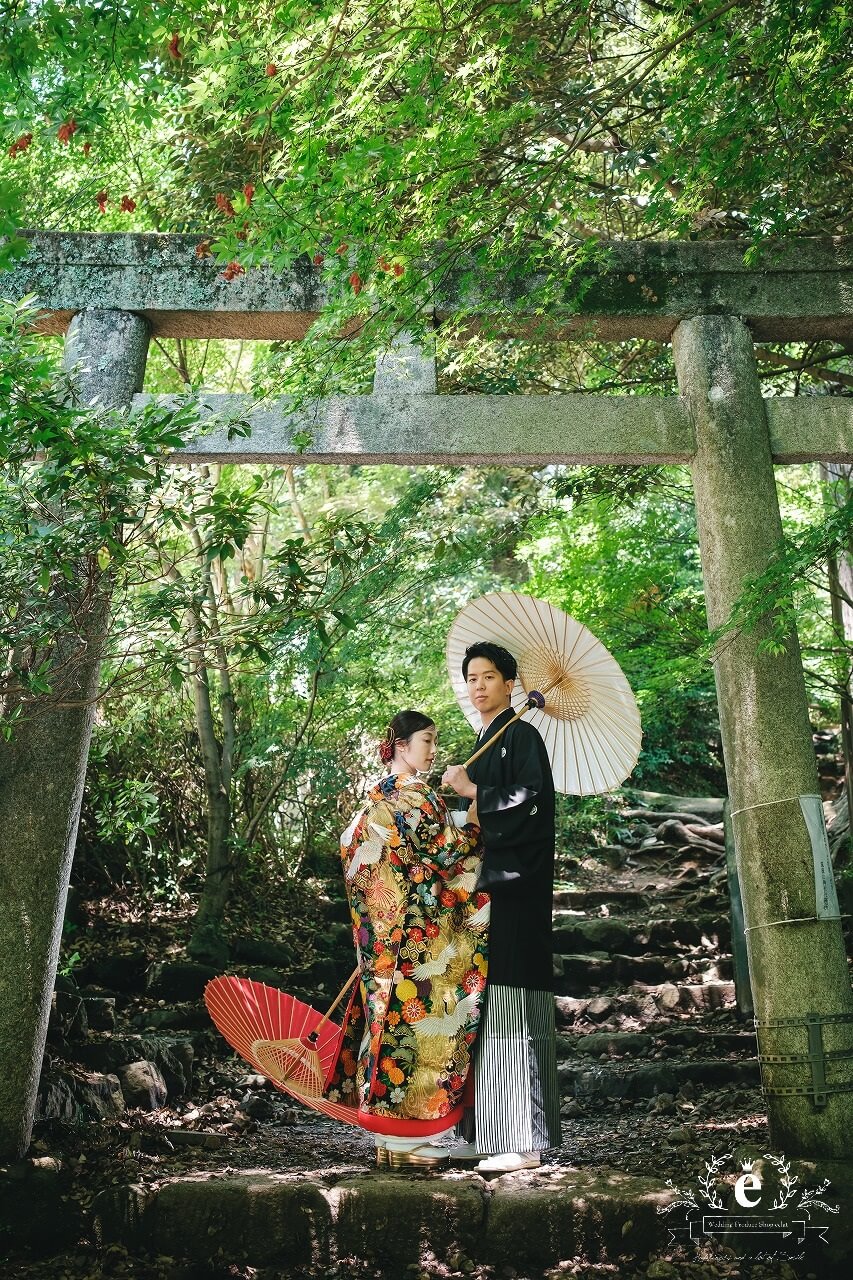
442 764 477 799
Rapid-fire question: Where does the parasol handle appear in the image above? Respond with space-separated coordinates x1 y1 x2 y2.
462 685 550 769
307 964 361 1043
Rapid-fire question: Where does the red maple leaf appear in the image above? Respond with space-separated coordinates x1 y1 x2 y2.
313 252 324 266
221 260 245 281
195 240 213 259
349 272 363 295
392 262 405 277
96 190 109 213
8 132 33 158
242 183 255 204
265 63 278 76
57 119 77 145
168 32 182 59
215 193 236 218
82 141 91 156
119 195 136 213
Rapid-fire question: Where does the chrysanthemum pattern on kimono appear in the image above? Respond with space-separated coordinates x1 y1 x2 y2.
324 774 489 1122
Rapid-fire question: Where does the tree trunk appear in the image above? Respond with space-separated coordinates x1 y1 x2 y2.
0 310 149 1159
185 561 234 966
0 603 109 1158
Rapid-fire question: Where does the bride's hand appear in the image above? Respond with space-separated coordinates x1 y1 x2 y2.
466 797 479 827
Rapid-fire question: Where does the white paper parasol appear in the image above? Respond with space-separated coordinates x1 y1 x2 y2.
447 591 641 795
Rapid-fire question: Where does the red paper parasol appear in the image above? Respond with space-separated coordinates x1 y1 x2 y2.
205 974 361 1125
205 974 466 1136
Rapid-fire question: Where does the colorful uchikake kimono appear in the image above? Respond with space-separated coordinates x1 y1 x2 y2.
324 773 489 1136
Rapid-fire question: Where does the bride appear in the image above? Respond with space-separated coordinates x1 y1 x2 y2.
324 710 489 1168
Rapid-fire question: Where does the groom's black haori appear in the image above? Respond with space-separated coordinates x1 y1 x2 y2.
462 643 562 1156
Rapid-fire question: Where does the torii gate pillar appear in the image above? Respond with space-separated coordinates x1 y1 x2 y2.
673 315 853 1156
0 309 150 1159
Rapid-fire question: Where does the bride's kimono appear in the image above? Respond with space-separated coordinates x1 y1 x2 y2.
324 773 489 1132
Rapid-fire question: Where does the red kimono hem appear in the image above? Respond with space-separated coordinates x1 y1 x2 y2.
351 1069 472 1136
354 1104 463 1137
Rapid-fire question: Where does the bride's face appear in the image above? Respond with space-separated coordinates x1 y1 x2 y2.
397 726 438 773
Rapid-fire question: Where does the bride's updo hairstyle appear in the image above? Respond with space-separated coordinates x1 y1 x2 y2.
378 710 435 764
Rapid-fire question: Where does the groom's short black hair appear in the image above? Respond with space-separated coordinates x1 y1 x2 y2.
462 642 518 682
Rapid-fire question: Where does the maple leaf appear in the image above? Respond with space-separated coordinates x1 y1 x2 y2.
96 190 109 213
57 119 77 145
242 183 255 204
313 253 324 265
82 141 91 156
168 32 183 59
221 260 245 281
195 240 213 259
215 193 236 218
392 263 405 277
265 63 278 76
119 195 136 213
212 192 235 217
349 272 363 294
8 132 33 158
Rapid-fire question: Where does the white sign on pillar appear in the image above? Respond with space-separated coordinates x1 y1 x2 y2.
799 794 842 920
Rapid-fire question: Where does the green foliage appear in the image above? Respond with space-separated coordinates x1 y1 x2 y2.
709 465 853 710
2 3 852 399
75 459 536 900
555 793 622 871
0 298 200 714
521 467 723 791
57 949 81 979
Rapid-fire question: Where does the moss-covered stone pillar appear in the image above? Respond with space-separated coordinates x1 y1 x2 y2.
0 310 149 1159
673 314 853 1157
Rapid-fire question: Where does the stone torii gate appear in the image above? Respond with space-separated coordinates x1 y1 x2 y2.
6 232 853 1160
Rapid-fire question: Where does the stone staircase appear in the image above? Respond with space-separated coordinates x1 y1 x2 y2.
84 840 852 1276
5 811 853 1278
550 867 753 1108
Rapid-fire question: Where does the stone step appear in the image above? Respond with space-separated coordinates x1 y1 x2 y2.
89 1166 682 1272
73 1031 203 1097
552 915 731 957
556 1027 756 1060
559 1054 759 1100
132 1001 211 1032
553 887 666 912
556 980 737 1026
554 952 733 994
552 885 727 910
84 1158 852 1276
9 1140 851 1277
656 1025 756 1052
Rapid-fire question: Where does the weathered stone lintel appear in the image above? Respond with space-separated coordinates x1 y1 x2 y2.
134 392 853 465
12 231 853 341
136 392 694 465
763 397 853 463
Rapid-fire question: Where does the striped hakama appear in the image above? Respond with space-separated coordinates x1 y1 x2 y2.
470 983 562 1153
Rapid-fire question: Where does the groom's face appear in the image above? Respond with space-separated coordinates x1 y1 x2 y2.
466 656 514 719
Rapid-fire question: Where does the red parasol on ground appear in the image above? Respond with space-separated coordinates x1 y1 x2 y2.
204 974 467 1137
205 974 362 1125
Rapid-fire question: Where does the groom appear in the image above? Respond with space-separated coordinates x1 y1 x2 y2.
442 641 561 1172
